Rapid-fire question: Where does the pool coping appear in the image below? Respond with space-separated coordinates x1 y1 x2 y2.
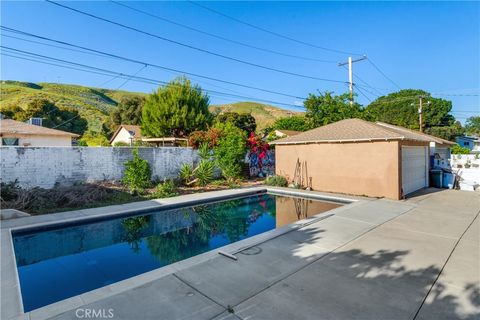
0 186 363 320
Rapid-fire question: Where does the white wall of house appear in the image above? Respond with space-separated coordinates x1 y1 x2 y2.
111 128 134 145
0 147 199 188
1 134 72 146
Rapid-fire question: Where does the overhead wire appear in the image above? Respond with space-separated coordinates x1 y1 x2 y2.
188 1 363 56
1 26 308 100
45 1 347 84
0 46 306 109
109 0 336 63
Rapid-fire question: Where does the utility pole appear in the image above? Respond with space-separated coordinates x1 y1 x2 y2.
417 95 430 133
338 55 367 105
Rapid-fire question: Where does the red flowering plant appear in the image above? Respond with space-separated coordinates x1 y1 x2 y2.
247 132 270 167
188 128 225 149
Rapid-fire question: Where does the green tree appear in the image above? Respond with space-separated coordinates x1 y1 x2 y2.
424 121 464 141
271 115 311 132
364 89 466 141
465 116 480 136
142 77 213 137
4 99 88 135
216 112 257 133
213 122 247 181
304 91 362 127
104 96 145 138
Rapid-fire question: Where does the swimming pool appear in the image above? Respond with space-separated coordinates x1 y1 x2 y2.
12 192 342 311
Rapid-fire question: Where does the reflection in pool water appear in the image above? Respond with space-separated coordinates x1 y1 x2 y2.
13 193 342 311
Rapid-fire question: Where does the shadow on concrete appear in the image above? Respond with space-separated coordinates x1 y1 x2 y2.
404 187 444 201
224 225 480 320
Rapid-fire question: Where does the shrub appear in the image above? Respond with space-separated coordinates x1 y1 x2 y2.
264 175 288 187
198 142 211 160
113 141 129 147
451 145 471 154
123 149 152 192
196 160 215 186
152 180 178 198
179 163 194 185
213 122 247 181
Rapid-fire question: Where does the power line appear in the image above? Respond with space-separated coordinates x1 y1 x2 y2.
188 1 363 56
45 1 347 84
1 26 308 100
0 46 306 109
115 64 147 89
353 84 372 103
110 0 336 64
367 58 402 90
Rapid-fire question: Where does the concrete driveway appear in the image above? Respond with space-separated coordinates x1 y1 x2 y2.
34 189 480 320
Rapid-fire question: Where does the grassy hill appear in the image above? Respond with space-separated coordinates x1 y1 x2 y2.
0 81 145 133
209 102 302 130
1 81 301 133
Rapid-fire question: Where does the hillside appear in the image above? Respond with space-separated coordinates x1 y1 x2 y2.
1 81 301 133
209 102 302 130
0 81 145 133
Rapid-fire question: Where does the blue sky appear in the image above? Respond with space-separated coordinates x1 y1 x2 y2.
1 1 479 122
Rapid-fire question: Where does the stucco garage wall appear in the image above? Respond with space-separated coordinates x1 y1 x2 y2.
275 141 401 199
0 147 199 189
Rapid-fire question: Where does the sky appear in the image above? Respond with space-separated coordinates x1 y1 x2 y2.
1 1 479 123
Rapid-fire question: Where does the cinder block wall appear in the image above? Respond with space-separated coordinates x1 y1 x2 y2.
0 147 199 189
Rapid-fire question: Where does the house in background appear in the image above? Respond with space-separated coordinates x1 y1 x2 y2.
0 119 78 146
273 129 300 138
110 125 142 146
271 118 451 200
456 136 480 153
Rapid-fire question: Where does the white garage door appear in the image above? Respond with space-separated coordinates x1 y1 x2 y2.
402 146 428 196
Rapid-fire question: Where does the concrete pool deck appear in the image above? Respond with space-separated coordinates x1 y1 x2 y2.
1 188 479 320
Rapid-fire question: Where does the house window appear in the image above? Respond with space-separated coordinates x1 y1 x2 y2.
463 142 470 146
2 138 19 146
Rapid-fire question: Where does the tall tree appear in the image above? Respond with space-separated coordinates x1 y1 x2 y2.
216 112 257 133
104 96 145 138
364 89 463 140
4 99 88 135
304 91 362 127
142 77 213 137
464 116 480 136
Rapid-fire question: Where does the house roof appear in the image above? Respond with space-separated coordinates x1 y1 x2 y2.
271 118 454 145
110 125 142 143
274 129 301 136
375 122 456 146
0 119 79 137
457 136 480 142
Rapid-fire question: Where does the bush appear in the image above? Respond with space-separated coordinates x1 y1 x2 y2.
123 149 152 192
213 122 247 181
451 145 471 154
113 141 130 147
264 175 288 187
196 160 215 186
152 180 178 198
179 163 194 185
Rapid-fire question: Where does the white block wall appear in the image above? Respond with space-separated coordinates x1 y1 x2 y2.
0 147 199 189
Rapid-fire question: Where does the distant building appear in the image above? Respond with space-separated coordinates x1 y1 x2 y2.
0 119 78 146
456 136 480 152
273 129 301 138
110 125 142 146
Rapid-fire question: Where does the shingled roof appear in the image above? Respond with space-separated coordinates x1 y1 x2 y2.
270 118 454 145
0 119 79 137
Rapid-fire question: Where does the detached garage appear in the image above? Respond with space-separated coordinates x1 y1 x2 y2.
271 118 443 200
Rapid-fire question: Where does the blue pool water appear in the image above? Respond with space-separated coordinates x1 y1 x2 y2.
12 193 341 311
